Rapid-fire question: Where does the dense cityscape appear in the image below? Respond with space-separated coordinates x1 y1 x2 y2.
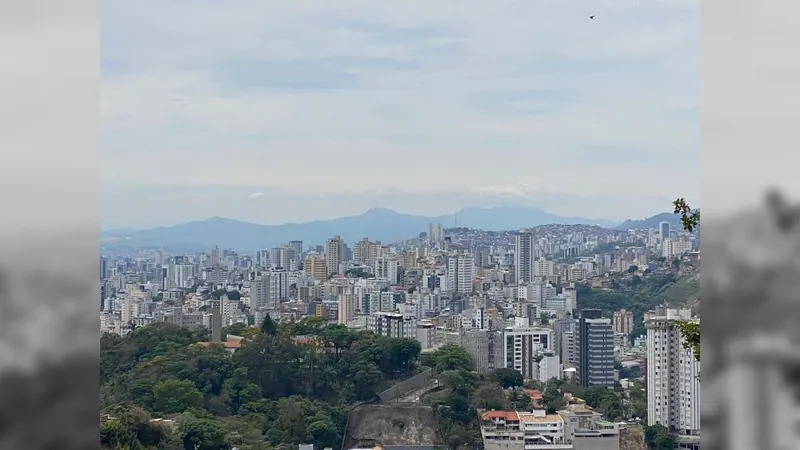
100 218 700 450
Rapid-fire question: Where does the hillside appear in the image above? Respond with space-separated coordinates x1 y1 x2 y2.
100 206 618 251
576 271 701 338
615 211 694 230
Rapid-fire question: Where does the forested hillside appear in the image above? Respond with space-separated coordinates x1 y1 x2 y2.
100 317 422 450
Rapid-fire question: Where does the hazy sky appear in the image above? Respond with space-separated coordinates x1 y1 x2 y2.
101 0 699 229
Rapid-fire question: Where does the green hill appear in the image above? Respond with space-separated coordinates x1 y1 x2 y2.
576 272 701 339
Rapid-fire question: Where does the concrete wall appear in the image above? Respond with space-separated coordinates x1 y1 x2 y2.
378 367 433 403
482 441 523 450
573 435 620 450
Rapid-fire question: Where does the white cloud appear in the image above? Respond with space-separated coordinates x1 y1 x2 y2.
248 192 264 199
101 0 699 225
472 182 538 197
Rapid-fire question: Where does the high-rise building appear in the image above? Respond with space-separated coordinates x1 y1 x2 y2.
446 253 475 293
251 273 275 310
474 245 491 268
210 246 220 267
576 309 614 388
337 293 357 324
288 240 303 260
502 326 554 380
374 256 399 284
100 256 108 280
661 238 673 258
325 236 345 276
533 258 555 278
303 254 327 281
659 221 671 242
515 231 535 284
172 262 194 288
251 271 288 310
646 307 700 435
269 269 290 301
612 309 635 336
427 223 444 248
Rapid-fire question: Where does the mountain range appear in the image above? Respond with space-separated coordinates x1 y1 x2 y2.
101 206 674 252
614 211 697 231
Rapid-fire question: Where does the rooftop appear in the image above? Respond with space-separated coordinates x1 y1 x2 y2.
482 410 519 421
518 412 563 424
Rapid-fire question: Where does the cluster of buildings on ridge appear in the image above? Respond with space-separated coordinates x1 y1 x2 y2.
100 220 699 449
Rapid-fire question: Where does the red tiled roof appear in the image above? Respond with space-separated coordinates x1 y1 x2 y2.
482 410 519 421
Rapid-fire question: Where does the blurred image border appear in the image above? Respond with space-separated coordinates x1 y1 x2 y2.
700 0 800 448
0 1 100 449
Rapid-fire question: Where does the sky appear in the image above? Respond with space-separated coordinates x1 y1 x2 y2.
101 0 700 229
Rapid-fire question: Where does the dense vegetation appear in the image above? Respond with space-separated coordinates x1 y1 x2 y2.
575 273 693 342
100 317 421 450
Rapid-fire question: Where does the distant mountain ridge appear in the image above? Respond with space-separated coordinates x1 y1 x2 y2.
101 206 624 252
614 211 698 230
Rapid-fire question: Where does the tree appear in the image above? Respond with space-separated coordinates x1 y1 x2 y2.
101 318 440 450
627 265 639 273
180 418 227 450
674 320 700 361
489 368 524 389
672 197 701 361
101 405 170 449
645 424 676 450
421 343 474 373
672 198 700 231
260 314 277 335
153 379 204 414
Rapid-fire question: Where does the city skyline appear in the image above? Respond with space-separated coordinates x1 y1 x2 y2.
101 0 699 229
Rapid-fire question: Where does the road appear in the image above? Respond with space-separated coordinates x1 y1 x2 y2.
395 380 440 403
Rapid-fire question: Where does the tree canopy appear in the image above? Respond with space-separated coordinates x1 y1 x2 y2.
101 319 421 449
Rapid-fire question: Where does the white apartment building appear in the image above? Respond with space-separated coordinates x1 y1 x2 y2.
646 308 700 435
447 253 475 293
251 273 276 310
481 410 570 450
538 350 562 382
515 231 535 283
173 263 194 288
660 239 673 258
566 266 586 282
268 269 290 301
367 311 417 340
503 326 554 381
337 293 358 324
471 307 488 330
534 258 555 278
374 256 399 284
562 284 576 314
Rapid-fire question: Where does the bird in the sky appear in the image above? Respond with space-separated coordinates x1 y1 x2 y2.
589 15 595 19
